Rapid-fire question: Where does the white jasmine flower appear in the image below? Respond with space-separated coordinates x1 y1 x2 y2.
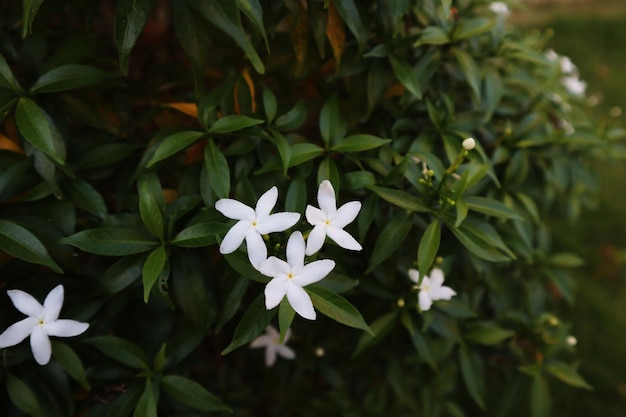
462 137 476 150
305 180 362 256
545 49 558 62
489 2 510 17
559 56 576 74
215 186 300 270
0 285 89 365
260 231 335 320
408 268 457 312
250 325 295 366
562 76 587 96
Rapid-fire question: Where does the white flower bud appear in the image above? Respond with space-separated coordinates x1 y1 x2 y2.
566 335 578 346
462 137 476 151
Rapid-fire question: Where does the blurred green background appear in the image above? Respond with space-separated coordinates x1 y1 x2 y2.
518 1 626 415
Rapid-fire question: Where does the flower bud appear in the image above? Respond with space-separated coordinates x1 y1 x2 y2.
462 137 476 151
566 335 578 346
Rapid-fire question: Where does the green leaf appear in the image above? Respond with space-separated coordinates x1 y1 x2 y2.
367 211 413 272
133 379 157 417
6 374 44 417
72 143 139 169
344 171 376 190
100 255 144 294
222 293 275 355
193 0 265 74
453 17 495 40
273 100 306 131
266 130 291 175
545 361 592 390
142 246 167 302
30 64 110 93
483 66 503 122
319 94 341 148
171 252 213 326
307 285 373 334
367 185 429 213
0 220 62 273
204 140 231 199
289 143 325 167
171 222 227 247
416 26 450 45
22 0 45 37
285 174 307 213
67 178 108 219
209 115 264 134
317 157 340 189
353 311 398 357
464 321 514 345
262 85 277 123
333 0 367 51
138 174 164 240
332 134 391 152
462 196 523 220
224 252 269 283
60 228 158 256
237 0 269 51
459 347 485 409
15 97 66 165
417 219 441 277
389 55 422 99
162 375 232 412
52 341 91 390
546 253 585 267
447 222 511 262
86 336 150 370
0 53 23 92
400 311 437 369
278 298 296 343
452 48 481 105
115 0 156 75
530 374 551 417
146 131 204 167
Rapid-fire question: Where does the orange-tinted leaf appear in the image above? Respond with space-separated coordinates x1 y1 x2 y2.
291 3 309 77
242 68 257 114
326 2 346 71
184 139 207 165
165 102 198 118
0 133 23 154
384 83 405 98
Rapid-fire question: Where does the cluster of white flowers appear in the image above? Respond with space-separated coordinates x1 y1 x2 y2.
216 180 362 321
0 285 89 365
545 49 587 97
408 268 456 311
489 2 511 18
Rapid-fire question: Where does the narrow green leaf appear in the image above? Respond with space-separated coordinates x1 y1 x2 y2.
417 26 450 45
452 48 482 104
332 134 391 152
101 255 144 294
319 94 341 148
67 178 108 219
222 293 275 355
333 0 367 50
307 285 373 334
204 140 231 199
237 0 269 51
459 347 485 409
133 379 157 417
273 100 306 131
147 131 204 167
285 174 307 213
530 374 551 417
262 85 277 123
546 253 585 267
30 64 110 93
464 321 515 345
60 228 158 256
72 143 139 169
86 336 150 370
462 196 523 220
16 97 66 165
400 311 437 369
171 222 227 247
417 219 441 277
453 17 495 40
224 252 269 283
317 157 340 189
545 361 592 390
115 0 156 75
447 222 511 262
389 56 422 99
368 185 429 213
22 0 45 37
171 252 213 326
278 298 296 344
138 174 164 240
367 211 413 272
289 143 325 167
267 130 291 175
483 66 503 121
353 311 398 357
6 374 44 417
162 375 232 412
0 220 62 273
52 341 91 390
0 53 23 92
209 115 264 134
142 246 167 302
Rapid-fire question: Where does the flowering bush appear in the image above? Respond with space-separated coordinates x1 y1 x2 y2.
0 0 621 416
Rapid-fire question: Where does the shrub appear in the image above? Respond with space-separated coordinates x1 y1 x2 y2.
0 1 620 416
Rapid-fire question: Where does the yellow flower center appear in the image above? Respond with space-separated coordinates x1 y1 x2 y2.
287 273 294 279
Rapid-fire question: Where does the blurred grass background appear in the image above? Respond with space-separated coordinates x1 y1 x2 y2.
517 2 626 415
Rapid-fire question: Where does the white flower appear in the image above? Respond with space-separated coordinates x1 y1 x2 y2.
489 2 510 17
566 335 578 347
559 56 576 74
215 186 300 270
0 285 89 365
545 49 558 62
462 137 476 151
409 268 457 312
250 325 295 366
562 76 587 96
305 180 362 256
260 231 335 320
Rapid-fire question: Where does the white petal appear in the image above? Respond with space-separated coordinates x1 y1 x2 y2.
428 286 457 301
43 285 64 322
418 290 433 312
265 325 280 339
408 269 420 284
429 268 445 288
286 231 305 274
0 317 37 348
304 224 327 256
294 259 335 287
250 335 271 348
264 345 277 367
30 326 51 365
326 227 362 251
260 257 291 277
421 276 431 288
264 277 288 310
219 220 250 254
305 205 326 225
245 230 268 270
286 282 316 320
215 199 255 221
317 180 337 217
275 344 295 360
255 212 300 234
333 201 361 228
255 186 278 221
7 290 43 317
45 320 89 337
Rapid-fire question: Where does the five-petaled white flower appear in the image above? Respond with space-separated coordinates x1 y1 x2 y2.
216 186 300 270
250 325 295 366
0 285 89 365
260 231 335 320
305 180 362 256
409 268 457 312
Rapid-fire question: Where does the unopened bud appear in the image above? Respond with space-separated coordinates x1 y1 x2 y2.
397 298 406 308
566 335 577 346
315 347 325 357
462 137 476 151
